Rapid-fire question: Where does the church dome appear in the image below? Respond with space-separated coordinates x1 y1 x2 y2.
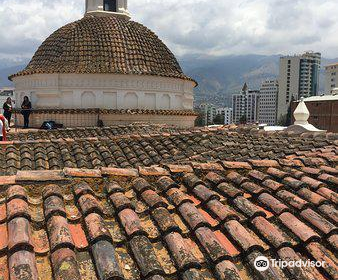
9 15 195 83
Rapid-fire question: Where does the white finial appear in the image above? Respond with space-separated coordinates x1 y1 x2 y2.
294 97 310 125
285 97 325 133
85 0 131 19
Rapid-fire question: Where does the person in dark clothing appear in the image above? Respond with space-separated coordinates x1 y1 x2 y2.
3 97 13 125
21 96 32 128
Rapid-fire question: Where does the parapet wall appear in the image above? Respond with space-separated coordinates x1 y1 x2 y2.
13 109 197 128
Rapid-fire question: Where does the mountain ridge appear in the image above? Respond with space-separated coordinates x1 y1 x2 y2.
1 55 337 107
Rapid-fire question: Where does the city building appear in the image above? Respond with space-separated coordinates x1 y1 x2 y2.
9 0 196 128
258 80 278 125
200 103 216 125
324 63 338 94
277 51 321 121
291 94 338 132
216 107 233 125
232 83 259 124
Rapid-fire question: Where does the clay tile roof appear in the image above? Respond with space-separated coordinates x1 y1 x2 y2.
1 126 338 176
9 15 196 85
0 142 337 279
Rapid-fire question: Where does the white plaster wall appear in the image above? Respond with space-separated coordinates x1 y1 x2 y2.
86 0 127 12
85 0 131 19
13 73 195 111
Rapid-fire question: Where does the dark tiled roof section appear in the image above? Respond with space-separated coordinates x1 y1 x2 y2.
6 123 189 141
2 127 337 175
0 158 337 280
9 15 196 84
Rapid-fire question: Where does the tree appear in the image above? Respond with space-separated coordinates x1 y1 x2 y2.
213 114 224 125
278 96 295 126
239 115 247 124
277 114 287 126
285 96 296 126
194 110 205 127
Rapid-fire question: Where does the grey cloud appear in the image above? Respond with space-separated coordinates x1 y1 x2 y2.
0 0 337 61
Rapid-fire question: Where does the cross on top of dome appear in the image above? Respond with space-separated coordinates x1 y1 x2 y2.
85 0 131 19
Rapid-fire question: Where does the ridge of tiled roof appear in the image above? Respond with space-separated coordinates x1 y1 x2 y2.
1 127 337 176
7 123 190 142
6 124 338 142
0 156 337 280
6 123 219 142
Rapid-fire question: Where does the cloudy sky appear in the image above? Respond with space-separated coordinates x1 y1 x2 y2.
0 0 337 61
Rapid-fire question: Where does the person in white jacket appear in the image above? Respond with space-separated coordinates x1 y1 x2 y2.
0 114 9 141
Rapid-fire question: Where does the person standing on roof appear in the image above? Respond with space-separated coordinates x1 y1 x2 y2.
3 97 13 126
0 114 9 141
21 96 32 129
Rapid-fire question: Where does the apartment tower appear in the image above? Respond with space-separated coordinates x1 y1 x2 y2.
232 83 259 124
325 63 338 94
258 80 279 125
277 51 321 121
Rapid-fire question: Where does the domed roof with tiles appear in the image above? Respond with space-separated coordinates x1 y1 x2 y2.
9 15 194 83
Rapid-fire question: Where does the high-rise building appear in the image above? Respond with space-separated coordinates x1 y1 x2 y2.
216 107 233 125
325 63 338 94
232 83 259 124
258 80 278 125
199 104 217 126
277 51 321 121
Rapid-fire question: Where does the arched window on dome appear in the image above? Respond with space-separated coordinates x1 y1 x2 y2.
81 91 96 108
104 0 117 12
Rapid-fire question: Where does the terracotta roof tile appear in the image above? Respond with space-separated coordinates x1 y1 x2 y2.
139 166 170 176
306 242 338 279
226 171 249 186
318 204 338 224
101 167 139 177
164 232 200 271
279 212 320 243
251 216 292 249
277 190 309 210
63 167 101 178
258 193 289 215
165 164 194 173
261 179 284 191
221 161 252 170
317 187 338 204
300 208 337 237
217 182 243 199
248 159 280 168
224 220 264 253
328 235 338 251
298 188 327 205
282 176 307 190
277 247 326 280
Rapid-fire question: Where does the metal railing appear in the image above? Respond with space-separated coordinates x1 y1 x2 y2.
6 108 197 130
